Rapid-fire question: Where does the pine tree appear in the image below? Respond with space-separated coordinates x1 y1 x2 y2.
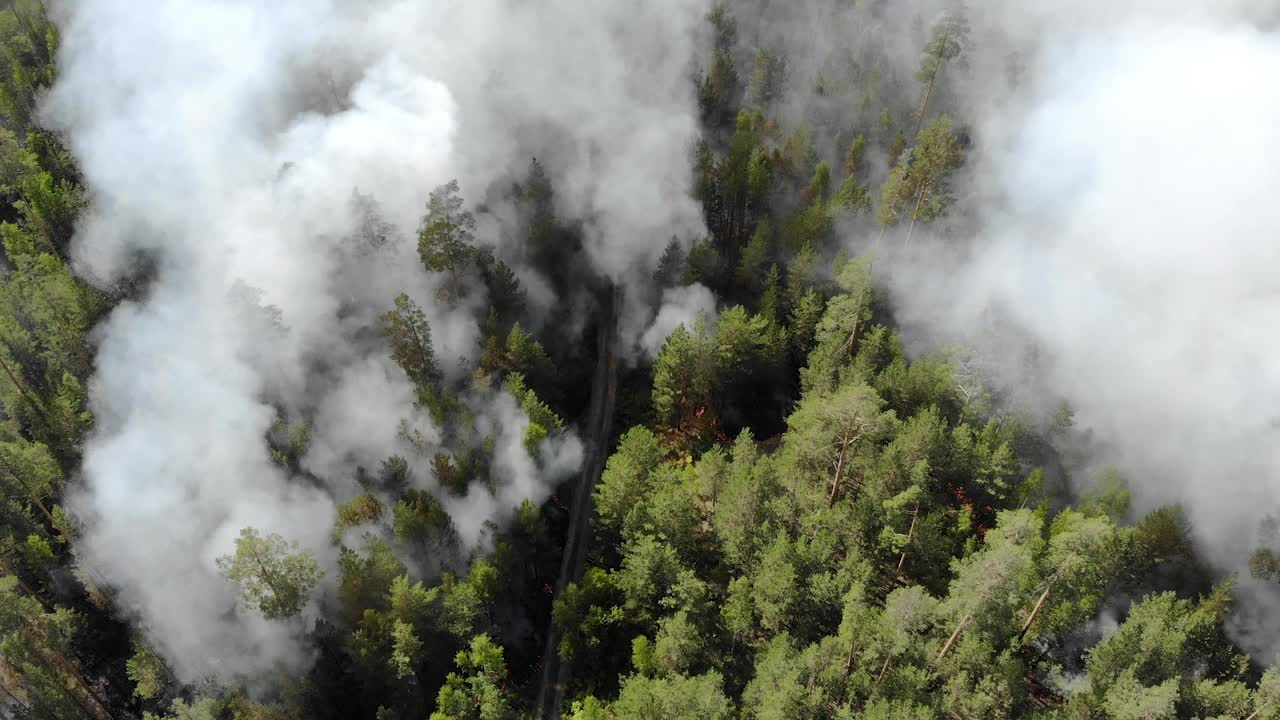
417 180 477 302
429 634 518 720
651 318 719 443
877 115 963 243
747 49 786 110
655 237 687 288
380 293 440 391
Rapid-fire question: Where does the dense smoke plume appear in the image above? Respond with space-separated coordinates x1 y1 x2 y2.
44 0 708 681
637 283 718 360
877 1 1280 659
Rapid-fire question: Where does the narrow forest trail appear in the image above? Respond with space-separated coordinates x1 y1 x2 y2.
536 284 621 719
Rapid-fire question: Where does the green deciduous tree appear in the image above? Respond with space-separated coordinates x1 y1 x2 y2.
610 671 731 720
216 528 323 620
430 634 518 720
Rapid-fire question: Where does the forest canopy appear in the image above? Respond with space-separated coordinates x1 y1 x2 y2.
1 1 1279 720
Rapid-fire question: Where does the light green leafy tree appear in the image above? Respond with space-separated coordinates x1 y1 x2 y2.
611 671 732 720
430 634 518 720
216 527 323 620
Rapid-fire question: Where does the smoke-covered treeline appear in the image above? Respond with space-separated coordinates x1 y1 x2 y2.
2 0 1280 718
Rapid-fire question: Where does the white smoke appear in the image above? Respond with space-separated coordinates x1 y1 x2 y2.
45 0 708 681
637 283 719 359
877 2 1280 658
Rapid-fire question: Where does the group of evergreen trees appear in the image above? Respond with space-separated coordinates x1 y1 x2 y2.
0 1 1279 719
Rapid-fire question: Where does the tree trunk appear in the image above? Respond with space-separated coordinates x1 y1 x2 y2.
874 654 892 686
901 28 948 250
912 30 948 139
41 644 112 720
15 637 109 720
0 676 29 714
0 658 34 715
1018 585 1053 643
937 613 970 662
896 503 920 574
828 441 849 507
0 352 44 414
904 187 927 247
0 464 58 530
0 556 52 612
39 233 67 264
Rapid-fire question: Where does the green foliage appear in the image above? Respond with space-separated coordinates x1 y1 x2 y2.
126 638 170 700
655 237 687 288
878 116 964 229
393 489 456 554
653 610 702 676
747 48 786 110
800 256 875 395
21 531 53 571
0 6 1275 718
380 293 440 390
1077 585 1245 718
0 575 109 719
697 5 740 129
685 237 721 286
833 174 871 214
504 371 564 460
216 527 323 620
651 318 719 440
1257 669 1280 720
712 431 783 571
144 698 223 720
844 133 867 177
553 567 625 665
610 672 732 719
477 248 526 324
700 48 740 127
916 11 970 86
335 493 385 537
615 534 685 623
595 427 666 535
803 161 831 203
783 381 892 506
418 179 477 302
430 634 517 720
735 222 772 293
